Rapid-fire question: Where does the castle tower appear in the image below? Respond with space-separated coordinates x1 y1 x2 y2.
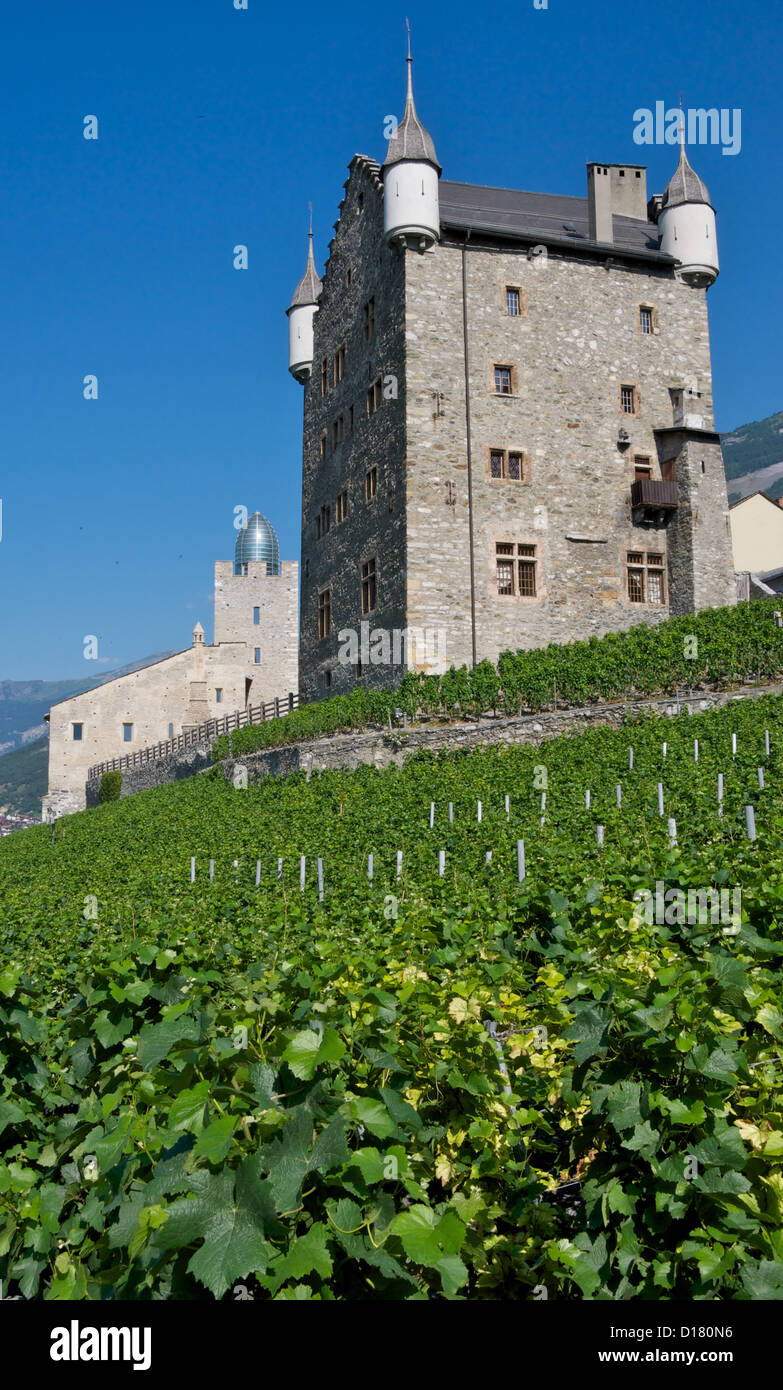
382 37 441 251
658 119 719 288
287 228 323 381
214 512 298 704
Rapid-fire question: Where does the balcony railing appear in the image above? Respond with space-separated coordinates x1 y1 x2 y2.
631 478 678 510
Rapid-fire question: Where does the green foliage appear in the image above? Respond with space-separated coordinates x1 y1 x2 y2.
99 770 122 803
1 692 783 1299
214 600 783 762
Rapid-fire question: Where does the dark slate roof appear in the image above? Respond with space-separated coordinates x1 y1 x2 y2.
439 180 668 260
382 59 440 172
661 146 711 209
288 232 323 310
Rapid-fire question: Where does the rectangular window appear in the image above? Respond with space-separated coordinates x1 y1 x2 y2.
318 589 331 640
123 723 133 742
348 404 354 433
319 432 327 461
253 606 260 624
168 723 174 739
627 550 665 604
496 542 537 597
640 306 654 334
215 689 223 704
365 466 378 501
633 455 652 481
316 503 330 539
336 488 348 523
332 415 344 448
361 557 377 614
72 723 83 741
489 448 526 482
363 297 375 343
506 287 520 316
366 377 382 417
324 669 332 689
333 343 346 384
494 365 513 395
254 647 261 664
320 358 328 397
621 384 637 414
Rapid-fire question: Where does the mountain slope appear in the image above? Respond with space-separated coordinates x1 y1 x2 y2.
721 410 783 500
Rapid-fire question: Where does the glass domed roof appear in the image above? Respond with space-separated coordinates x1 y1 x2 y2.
234 512 281 575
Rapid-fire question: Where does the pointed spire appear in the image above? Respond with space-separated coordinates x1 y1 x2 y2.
287 219 323 310
662 100 712 209
382 24 441 173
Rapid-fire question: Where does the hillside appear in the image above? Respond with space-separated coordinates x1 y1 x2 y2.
0 689 780 1301
721 409 783 501
0 651 178 759
0 737 47 818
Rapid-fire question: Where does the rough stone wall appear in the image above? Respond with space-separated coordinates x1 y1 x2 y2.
85 679 783 807
403 237 734 670
214 559 299 702
299 157 408 703
663 433 736 614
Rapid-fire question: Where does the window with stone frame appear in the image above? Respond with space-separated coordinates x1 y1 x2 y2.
363 297 375 343
335 487 349 523
319 431 327 461
639 305 655 335
633 454 653 481
360 557 377 615
495 542 537 597
506 286 521 316
332 414 344 448
365 466 378 501
620 384 638 415
627 550 665 604
320 358 328 397
366 377 382 417
333 343 347 384
318 589 331 640
315 504 331 539
494 364 514 395
489 448 527 482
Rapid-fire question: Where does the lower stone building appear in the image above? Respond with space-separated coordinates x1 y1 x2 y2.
43 514 297 817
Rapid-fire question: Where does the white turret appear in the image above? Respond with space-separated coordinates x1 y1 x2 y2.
382 38 441 251
286 228 322 382
658 126 719 288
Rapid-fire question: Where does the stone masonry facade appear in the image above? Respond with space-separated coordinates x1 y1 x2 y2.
298 158 735 701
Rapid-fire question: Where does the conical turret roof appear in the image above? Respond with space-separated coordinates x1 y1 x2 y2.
288 231 322 311
382 52 441 174
661 144 712 210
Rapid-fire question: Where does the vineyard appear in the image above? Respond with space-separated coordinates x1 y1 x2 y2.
215 598 783 759
1 690 783 1299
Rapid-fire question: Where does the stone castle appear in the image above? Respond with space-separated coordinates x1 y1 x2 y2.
44 50 736 815
289 48 735 703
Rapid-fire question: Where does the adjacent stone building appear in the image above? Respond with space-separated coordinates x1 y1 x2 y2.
289 56 736 702
43 514 298 817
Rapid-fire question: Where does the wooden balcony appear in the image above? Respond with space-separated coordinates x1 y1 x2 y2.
631 478 678 510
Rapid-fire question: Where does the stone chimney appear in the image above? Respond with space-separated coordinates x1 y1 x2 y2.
587 164 648 244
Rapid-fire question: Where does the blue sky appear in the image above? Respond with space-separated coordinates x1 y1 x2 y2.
0 0 779 680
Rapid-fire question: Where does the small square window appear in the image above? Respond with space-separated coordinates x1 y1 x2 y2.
253 606 260 624
254 648 261 664
72 723 83 741
621 384 637 414
494 365 513 395
123 723 133 743
490 450 503 479
634 455 652 481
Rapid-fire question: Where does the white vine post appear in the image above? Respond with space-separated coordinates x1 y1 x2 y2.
657 783 664 816
300 856 306 892
429 801 435 829
745 805 757 841
438 850 446 877
517 840 526 882
668 817 678 847
718 774 724 817
317 858 324 902
396 850 403 880
367 853 374 882
190 857 196 883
